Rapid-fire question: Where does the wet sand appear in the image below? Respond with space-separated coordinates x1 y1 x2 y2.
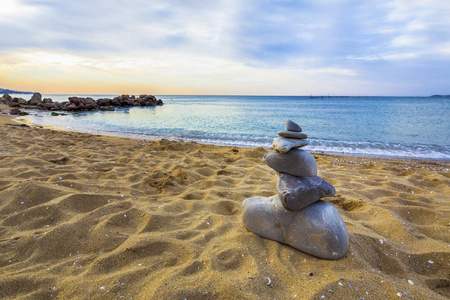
0 112 449 299
0 104 15 125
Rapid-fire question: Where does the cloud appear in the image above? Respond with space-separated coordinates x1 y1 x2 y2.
0 0 449 95
3 0 449 62
0 0 42 18
0 0 240 55
367 0 450 59
345 52 420 62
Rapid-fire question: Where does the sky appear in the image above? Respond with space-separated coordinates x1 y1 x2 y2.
0 0 449 96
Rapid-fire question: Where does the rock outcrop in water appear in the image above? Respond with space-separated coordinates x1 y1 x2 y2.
242 120 349 260
0 93 163 112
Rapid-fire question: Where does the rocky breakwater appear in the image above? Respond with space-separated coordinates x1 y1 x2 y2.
242 120 349 260
0 93 163 113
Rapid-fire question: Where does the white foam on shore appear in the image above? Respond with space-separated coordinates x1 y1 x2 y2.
17 106 450 162
78 128 450 161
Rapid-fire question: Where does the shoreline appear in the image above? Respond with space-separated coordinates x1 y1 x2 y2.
0 120 449 299
3 106 450 165
0 104 16 125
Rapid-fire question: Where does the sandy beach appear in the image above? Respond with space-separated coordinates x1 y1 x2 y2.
0 111 449 299
0 104 15 125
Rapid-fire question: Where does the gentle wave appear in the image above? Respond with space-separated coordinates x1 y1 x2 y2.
307 140 450 160
15 94 450 161
57 124 450 161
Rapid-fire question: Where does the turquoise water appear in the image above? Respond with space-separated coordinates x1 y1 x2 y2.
17 95 450 160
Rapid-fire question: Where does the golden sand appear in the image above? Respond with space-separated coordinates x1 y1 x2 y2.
0 104 15 125
0 114 448 299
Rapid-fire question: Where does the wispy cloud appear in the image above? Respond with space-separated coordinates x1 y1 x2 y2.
0 0 449 95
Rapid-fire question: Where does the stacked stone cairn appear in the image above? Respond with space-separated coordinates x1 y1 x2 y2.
242 120 349 260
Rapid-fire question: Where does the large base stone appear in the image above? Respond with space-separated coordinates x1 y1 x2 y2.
277 173 335 211
242 195 349 260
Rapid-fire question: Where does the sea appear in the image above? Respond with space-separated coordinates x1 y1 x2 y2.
11 94 450 161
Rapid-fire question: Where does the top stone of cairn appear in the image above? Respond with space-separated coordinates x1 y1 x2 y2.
286 120 302 132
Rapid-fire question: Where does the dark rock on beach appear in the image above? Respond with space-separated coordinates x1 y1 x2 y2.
1 93 164 113
1 93 13 103
97 98 111 107
16 98 28 105
9 103 21 108
51 112 68 116
29 93 42 105
9 108 29 116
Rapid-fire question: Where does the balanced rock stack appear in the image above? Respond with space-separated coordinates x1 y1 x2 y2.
242 120 349 260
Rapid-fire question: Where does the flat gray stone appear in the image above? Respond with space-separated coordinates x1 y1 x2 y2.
286 120 302 132
278 131 308 139
273 137 309 154
242 195 349 259
263 149 317 177
277 173 335 211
